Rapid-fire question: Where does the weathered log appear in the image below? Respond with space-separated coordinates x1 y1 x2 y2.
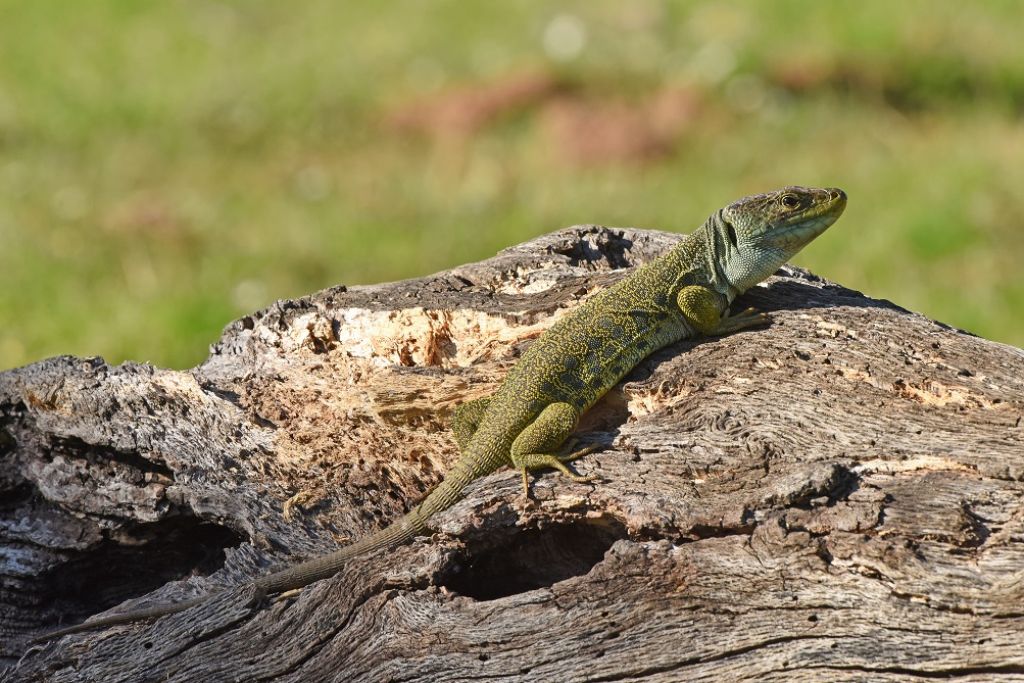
2 226 1024 682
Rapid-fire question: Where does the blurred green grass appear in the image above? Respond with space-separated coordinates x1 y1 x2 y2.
2 0 1023 370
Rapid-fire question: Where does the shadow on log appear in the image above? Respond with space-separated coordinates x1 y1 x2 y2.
2 226 1024 682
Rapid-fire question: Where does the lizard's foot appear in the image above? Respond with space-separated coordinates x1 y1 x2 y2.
559 439 601 463
272 588 302 604
518 456 595 500
514 452 595 490
712 307 771 335
509 402 597 499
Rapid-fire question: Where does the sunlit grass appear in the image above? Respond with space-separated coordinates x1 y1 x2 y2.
2 1 1023 369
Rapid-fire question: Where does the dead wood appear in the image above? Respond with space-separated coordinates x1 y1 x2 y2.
2 226 1024 682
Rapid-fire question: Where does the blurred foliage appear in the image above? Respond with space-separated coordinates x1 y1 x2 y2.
1 0 1023 369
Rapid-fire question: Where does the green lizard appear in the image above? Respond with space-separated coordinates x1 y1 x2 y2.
33 185 846 642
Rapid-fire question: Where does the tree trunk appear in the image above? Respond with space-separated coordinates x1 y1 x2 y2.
3 226 1023 682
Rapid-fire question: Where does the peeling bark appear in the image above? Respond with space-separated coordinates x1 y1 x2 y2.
2 226 1024 682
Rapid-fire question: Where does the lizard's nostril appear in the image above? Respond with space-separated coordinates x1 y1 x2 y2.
829 188 847 202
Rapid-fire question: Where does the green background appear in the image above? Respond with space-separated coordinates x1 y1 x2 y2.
2 1 1022 370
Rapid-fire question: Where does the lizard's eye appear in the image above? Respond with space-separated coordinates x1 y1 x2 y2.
781 194 799 209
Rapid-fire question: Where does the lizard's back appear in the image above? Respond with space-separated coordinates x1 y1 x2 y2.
495 230 709 418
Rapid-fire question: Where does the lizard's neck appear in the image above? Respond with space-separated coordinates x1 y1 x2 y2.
654 215 739 306
700 211 742 304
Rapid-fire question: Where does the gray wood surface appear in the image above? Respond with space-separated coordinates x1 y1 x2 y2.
3 226 1024 682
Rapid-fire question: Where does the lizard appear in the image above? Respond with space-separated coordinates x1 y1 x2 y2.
32 185 846 643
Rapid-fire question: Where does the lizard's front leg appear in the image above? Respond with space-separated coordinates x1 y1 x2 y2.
510 402 595 498
676 285 769 336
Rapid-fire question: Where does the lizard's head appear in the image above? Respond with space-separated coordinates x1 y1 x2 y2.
717 185 846 294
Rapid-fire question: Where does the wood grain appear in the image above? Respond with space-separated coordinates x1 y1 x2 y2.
3 226 1024 682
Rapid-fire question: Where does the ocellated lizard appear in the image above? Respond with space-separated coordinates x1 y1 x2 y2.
34 186 846 642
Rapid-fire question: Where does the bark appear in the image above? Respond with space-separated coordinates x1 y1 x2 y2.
2 226 1024 682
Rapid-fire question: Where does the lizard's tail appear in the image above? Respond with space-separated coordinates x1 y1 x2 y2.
254 454 490 594
31 452 497 643
31 595 209 643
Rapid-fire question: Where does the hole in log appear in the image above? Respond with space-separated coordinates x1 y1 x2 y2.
0 427 15 455
37 517 242 630
441 518 625 601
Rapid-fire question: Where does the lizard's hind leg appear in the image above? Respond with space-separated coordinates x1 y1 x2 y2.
510 402 596 498
451 395 492 452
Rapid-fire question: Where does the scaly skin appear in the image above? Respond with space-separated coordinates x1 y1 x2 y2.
34 186 846 642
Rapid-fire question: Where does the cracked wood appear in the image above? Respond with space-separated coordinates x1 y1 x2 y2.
2 225 1024 682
